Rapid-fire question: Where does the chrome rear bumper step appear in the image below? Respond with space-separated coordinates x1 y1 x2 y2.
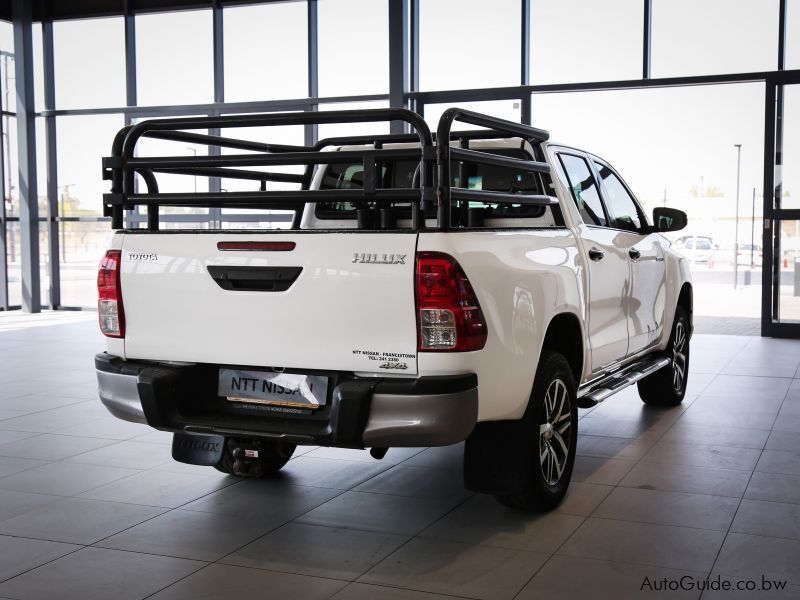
577 356 670 408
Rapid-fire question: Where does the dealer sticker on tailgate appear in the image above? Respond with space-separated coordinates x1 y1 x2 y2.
218 369 329 408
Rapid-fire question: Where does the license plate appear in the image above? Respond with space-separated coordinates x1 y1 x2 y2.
218 369 329 409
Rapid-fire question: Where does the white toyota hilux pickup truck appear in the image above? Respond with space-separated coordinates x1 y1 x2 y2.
96 108 692 511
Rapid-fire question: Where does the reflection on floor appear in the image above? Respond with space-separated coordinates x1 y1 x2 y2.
0 313 799 599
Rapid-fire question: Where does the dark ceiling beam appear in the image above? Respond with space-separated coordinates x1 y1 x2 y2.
0 0 304 23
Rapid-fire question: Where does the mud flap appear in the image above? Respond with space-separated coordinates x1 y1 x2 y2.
172 432 225 466
463 419 534 495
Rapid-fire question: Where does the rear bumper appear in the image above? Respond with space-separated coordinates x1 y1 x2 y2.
95 353 478 448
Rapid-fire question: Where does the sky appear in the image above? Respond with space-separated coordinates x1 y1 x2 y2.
0 0 797 227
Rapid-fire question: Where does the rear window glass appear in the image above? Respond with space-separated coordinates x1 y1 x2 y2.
316 148 560 227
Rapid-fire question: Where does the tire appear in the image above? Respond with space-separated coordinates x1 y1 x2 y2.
496 351 578 512
214 437 296 477
637 306 690 406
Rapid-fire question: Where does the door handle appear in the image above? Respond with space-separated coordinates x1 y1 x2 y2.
588 247 604 261
629 248 641 260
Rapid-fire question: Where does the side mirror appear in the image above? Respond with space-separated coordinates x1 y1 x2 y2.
652 207 687 232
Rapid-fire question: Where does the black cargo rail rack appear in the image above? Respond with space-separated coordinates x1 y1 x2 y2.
101 107 554 231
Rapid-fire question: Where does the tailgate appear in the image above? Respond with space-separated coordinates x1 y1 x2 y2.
120 233 419 374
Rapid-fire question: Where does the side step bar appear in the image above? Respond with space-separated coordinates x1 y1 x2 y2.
577 356 671 408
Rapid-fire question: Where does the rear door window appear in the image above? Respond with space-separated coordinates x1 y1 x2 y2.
557 153 607 227
593 161 643 232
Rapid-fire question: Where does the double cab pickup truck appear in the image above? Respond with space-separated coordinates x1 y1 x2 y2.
96 108 691 511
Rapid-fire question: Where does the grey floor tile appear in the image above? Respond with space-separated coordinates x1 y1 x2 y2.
0 433 116 461
731 499 800 541
0 534 80 582
353 464 471 501
677 406 777 431
0 461 138 496
0 404 108 434
755 449 800 476
0 546 205 600
578 414 678 439
360 537 548 600
0 456 47 478
130 430 173 445
660 422 770 449
80 467 235 508
713 532 800 585
744 471 800 504
0 394 87 412
97 508 273 561
593 487 740 530
0 431 37 446
280 456 393 489
517 555 703 600
701 375 791 401
558 517 725 572
149 563 347 600
181 478 340 522
556 482 614 516
402 444 464 470
54 417 150 440
420 494 584 553
641 441 761 471
571 456 637 486
297 490 461 536
0 497 164 545
332 583 462 600
0 489 60 522
64 440 172 470
223 522 408 580
620 462 752 497
577 435 654 461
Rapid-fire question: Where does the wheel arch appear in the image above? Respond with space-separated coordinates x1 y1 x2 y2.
540 312 585 386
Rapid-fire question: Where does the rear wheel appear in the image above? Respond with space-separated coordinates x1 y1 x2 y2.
214 437 296 477
637 306 690 406
496 351 578 512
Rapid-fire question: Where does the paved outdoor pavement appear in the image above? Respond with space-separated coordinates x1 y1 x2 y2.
0 312 799 599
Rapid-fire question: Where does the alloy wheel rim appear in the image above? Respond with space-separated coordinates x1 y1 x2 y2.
539 378 571 486
672 322 687 392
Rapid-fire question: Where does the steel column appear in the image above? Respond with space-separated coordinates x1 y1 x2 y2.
388 0 409 134
521 0 530 86
43 15 60 308
643 0 652 79
305 0 318 146
210 1 223 225
0 103 7 310
12 0 40 312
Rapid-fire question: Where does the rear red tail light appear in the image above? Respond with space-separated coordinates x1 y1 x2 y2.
97 250 125 338
415 252 487 352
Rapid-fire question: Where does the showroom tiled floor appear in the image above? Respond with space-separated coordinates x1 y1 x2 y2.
0 313 800 599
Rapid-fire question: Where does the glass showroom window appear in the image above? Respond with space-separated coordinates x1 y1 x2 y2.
136 10 213 106
319 101 390 139
652 0 779 77
419 0 519 91
787 0 800 70
423 100 521 132
533 84 765 216
530 0 642 84
224 2 308 102
54 17 125 109
318 0 388 97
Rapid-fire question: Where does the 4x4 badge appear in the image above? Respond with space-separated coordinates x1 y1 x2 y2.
352 253 406 265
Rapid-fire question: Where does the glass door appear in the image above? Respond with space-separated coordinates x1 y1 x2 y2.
763 75 800 336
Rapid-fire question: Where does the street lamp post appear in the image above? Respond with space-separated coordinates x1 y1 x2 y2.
733 144 742 289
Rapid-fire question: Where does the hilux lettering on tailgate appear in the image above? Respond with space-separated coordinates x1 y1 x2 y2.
352 252 406 264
